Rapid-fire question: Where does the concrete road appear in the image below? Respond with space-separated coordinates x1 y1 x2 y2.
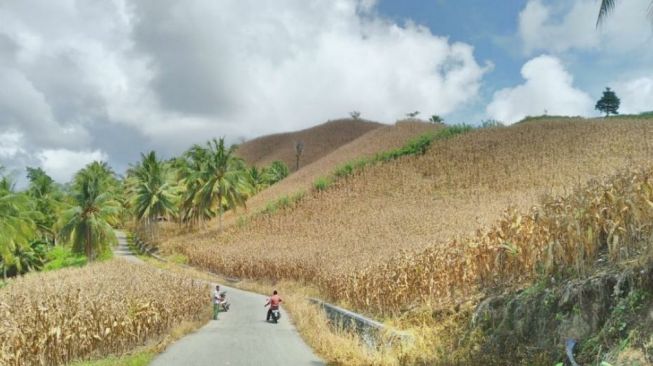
112 231 322 365
150 284 324 366
113 231 144 264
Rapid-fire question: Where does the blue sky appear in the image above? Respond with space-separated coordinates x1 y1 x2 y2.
377 0 653 123
0 0 651 183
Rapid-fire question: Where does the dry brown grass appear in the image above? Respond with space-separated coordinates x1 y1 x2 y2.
163 118 653 276
156 118 653 319
0 260 210 366
159 119 441 239
235 118 382 170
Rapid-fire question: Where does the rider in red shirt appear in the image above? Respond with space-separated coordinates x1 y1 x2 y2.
264 290 282 321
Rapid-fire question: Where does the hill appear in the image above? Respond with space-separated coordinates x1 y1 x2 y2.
159 117 653 363
235 119 382 170
164 119 442 233
164 118 653 275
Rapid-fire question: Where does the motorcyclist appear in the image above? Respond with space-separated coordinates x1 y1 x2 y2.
264 290 282 322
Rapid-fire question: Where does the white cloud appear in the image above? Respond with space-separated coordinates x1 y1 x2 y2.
37 149 108 183
613 77 653 114
518 0 653 55
486 55 593 124
0 130 25 158
0 0 490 175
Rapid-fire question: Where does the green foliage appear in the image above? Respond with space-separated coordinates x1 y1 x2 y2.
261 191 305 215
480 119 504 128
69 351 155 366
26 166 66 243
266 160 290 184
128 151 178 239
596 87 621 117
57 161 120 260
313 177 331 191
429 115 443 124
0 240 49 277
43 246 87 271
0 178 40 278
334 163 354 178
178 138 252 229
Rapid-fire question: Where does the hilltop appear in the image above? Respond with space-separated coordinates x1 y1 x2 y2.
235 119 382 170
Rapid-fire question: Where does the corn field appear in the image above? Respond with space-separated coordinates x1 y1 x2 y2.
328 166 653 314
157 118 653 315
0 260 209 365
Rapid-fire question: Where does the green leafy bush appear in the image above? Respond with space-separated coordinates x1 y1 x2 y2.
43 246 87 271
313 177 331 191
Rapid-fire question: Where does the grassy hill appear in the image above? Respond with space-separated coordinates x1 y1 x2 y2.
235 118 382 170
164 119 442 235
160 116 653 364
164 117 653 270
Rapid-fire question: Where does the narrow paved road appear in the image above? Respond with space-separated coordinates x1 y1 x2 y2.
113 231 323 366
151 284 323 366
114 231 144 264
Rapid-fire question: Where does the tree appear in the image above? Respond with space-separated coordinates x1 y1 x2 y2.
406 111 420 118
294 141 304 171
429 115 443 124
193 138 251 231
595 87 620 117
26 167 63 244
0 182 39 279
246 166 269 194
130 151 178 240
265 160 289 185
349 111 361 120
57 162 120 261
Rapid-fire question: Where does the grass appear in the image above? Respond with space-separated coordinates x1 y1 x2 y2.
313 177 331 191
235 118 382 170
42 246 87 270
69 352 154 366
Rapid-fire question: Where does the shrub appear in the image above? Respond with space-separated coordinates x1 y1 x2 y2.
313 177 331 191
334 163 354 178
43 246 87 271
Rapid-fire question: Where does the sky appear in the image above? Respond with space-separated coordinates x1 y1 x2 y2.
0 0 652 185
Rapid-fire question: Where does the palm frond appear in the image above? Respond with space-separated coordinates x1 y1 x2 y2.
596 0 616 27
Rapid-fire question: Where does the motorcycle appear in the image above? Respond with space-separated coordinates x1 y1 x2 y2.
269 308 281 323
219 291 230 312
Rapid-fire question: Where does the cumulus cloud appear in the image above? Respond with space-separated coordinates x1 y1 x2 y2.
486 55 593 124
613 77 653 114
518 0 653 55
0 0 489 183
0 130 25 158
37 149 108 183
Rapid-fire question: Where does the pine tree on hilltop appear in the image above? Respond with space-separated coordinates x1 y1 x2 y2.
595 87 620 117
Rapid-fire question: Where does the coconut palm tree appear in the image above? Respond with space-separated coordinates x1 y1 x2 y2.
58 162 120 261
26 167 64 244
130 151 178 239
176 147 212 227
0 184 39 279
194 138 251 231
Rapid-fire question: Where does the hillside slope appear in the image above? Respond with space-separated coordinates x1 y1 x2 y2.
235 119 382 170
164 118 653 274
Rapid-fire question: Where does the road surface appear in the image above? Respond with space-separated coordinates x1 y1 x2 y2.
150 284 323 366
114 231 144 264
113 231 323 366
